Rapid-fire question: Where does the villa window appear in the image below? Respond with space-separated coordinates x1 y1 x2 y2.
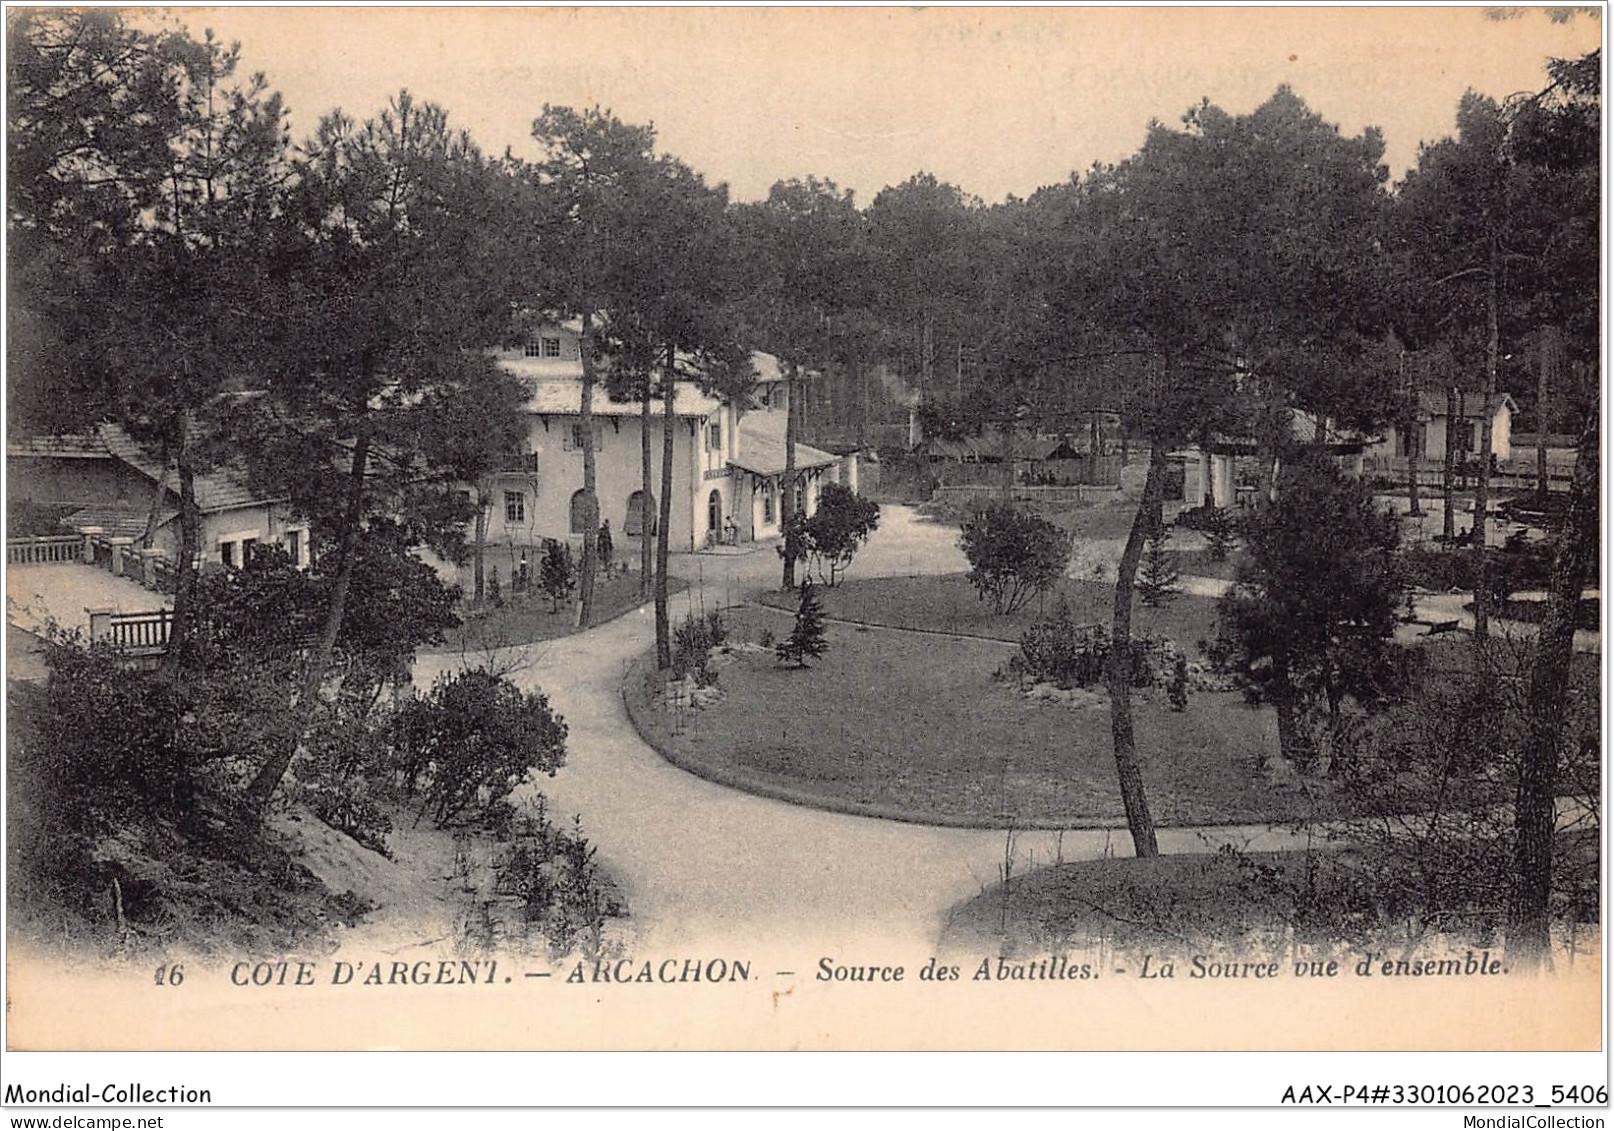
542 337 562 357
504 490 525 524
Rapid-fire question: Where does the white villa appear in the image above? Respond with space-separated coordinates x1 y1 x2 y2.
1364 390 1516 465
464 323 857 585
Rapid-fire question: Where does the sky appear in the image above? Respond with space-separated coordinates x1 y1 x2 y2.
179 5 1603 204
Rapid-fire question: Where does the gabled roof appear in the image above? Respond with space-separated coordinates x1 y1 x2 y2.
63 504 176 539
517 376 723 419
731 413 837 476
8 433 107 458
1415 391 1520 419
8 424 278 514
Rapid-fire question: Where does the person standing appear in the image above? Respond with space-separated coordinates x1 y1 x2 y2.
597 518 614 575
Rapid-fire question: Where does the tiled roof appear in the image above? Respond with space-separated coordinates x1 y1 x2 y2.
10 424 281 514
1415 391 1520 419
516 375 723 419
731 413 837 476
97 424 270 512
62 504 177 539
8 433 109 458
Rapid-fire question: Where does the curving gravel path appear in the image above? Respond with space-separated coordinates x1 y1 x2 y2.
414 506 1313 955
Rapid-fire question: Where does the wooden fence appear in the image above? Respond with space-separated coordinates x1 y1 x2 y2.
107 610 171 652
933 483 1122 506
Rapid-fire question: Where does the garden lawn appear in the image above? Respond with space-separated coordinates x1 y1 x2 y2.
755 573 1221 651
625 607 1296 829
428 570 686 653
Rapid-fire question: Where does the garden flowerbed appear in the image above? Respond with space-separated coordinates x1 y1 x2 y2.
753 573 1221 648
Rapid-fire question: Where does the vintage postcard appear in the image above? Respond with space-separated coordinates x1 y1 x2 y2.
3 4 1603 1090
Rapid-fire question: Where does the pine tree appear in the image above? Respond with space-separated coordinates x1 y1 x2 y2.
539 539 576 613
1138 522 1180 608
776 579 830 667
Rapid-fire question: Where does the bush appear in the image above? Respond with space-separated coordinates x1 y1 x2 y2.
1012 599 1109 688
1176 503 1236 560
491 802 626 958
672 609 727 684
539 538 576 612
776 580 830 667
1010 600 1188 700
958 502 1073 614
391 668 568 827
291 713 395 856
1138 523 1180 608
798 483 881 587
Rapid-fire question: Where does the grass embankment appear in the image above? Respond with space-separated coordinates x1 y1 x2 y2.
625 605 1300 829
431 570 687 653
942 830 1601 957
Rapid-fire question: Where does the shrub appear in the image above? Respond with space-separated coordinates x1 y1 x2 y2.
673 609 727 683
1169 655 1190 712
539 538 576 612
1010 601 1189 698
1176 503 1236 560
1013 599 1109 688
292 713 395 856
492 802 626 958
798 483 881 587
391 668 568 827
1138 522 1180 608
776 580 830 667
958 502 1073 614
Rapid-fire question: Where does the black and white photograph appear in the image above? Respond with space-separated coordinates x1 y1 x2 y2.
2 2 1604 1105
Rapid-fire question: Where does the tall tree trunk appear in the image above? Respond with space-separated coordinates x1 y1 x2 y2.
1273 690 1309 772
1536 327 1555 503
1107 438 1165 859
640 378 654 601
574 311 599 629
1000 419 1013 502
1510 407 1597 967
1400 350 1422 517
655 346 676 669
1406 415 1423 519
141 457 171 550
159 413 200 682
471 483 488 606
245 427 370 810
1442 384 1458 541
781 359 799 590
1471 239 1499 642
856 357 867 450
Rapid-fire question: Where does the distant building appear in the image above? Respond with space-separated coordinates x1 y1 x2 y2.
7 423 309 569
463 322 857 586
1365 390 1516 464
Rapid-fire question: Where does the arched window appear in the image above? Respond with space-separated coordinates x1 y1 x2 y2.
761 480 775 524
707 490 723 535
569 489 591 535
625 490 652 536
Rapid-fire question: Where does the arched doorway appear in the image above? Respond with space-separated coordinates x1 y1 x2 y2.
626 490 652 536
569 489 590 534
707 490 722 538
